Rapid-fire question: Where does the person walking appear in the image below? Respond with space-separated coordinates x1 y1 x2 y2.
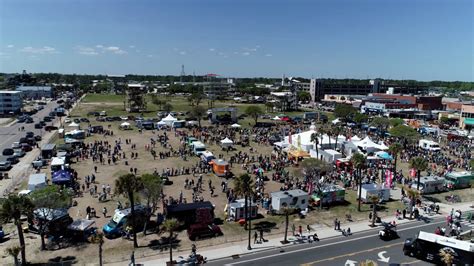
254 231 258 244
102 207 107 218
334 218 338 230
307 224 311 234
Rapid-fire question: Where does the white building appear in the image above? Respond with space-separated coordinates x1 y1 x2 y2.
0 91 23 115
16 85 53 99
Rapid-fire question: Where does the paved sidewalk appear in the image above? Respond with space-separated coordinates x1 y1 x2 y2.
122 210 439 266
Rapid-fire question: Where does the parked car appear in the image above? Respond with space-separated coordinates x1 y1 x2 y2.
21 144 33 152
43 116 52 122
34 123 43 129
2 148 14 156
34 135 42 141
40 121 46 126
73 119 80 123
44 126 58 131
25 132 35 138
13 149 25 157
0 161 12 171
64 117 71 123
11 142 21 149
187 224 222 241
25 118 34 123
5 155 19 165
80 118 90 123
19 137 27 144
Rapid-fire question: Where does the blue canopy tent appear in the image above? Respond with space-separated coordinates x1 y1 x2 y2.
52 170 73 186
375 151 393 160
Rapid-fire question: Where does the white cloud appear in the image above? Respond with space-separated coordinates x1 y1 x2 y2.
75 46 99 56
218 52 225 56
233 51 239 55
96 45 104 48
179 51 187 55
129 45 135 49
92 45 127 54
242 52 250 56
7 44 14 48
265 54 273 57
19 46 59 54
209 48 215 52
147 54 154 58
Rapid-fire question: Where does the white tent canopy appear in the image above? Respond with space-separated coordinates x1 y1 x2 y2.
220 137 234 147
356 136 388 152
161 114 177 126
121 122 130 127
272 116 281 121
68 122 79 127
351 135 361 141
230 123 241 128
331 118 341 124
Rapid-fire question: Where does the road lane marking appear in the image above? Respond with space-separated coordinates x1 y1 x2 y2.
226 219 445 265
401 259 421 265
300 242 402 266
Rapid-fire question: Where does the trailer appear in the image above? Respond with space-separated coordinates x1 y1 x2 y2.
418 139 441 152
28 173 47 191
270 189 309 213
166 201 215 227
311 184 346 206
210 159 230 177
445 171 473 189
358 183 390 203
225 199 258 221
410 176 446 194
41 144 57 159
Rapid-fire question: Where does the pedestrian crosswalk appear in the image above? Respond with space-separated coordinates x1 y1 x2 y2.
460 220 474 230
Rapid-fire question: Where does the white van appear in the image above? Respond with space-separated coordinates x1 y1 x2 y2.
418 139 441 152
192 141 206 156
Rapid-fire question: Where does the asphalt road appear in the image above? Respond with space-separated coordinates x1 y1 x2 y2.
0 100 60 154
208 217 448 266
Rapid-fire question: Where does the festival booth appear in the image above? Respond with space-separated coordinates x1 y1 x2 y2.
161 114 177 126
355 136 388 153
358 183 390 203
312 149 342 163
156 120 167 129
375 151 393 160
272 116 281 121
210 159 230 177
220 137 234 148
50 157 66 172
230 123 241 128
28 173 47 191
67 219 97 242
311 184 346 206
225 199 258 222
336 158 352 169
120 122 131 130
52 170 73 186
288 149 310 161
200 151 215 164
68 122 80 128
270 189 309 214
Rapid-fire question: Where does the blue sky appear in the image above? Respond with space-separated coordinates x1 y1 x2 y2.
0 0 472 81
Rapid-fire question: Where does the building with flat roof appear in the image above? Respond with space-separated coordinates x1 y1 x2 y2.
16 85 53 99
0 91 23 115
309 79 428 101
460 104 474 130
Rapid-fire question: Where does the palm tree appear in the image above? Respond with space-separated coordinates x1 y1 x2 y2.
368 195 379 227
351 152 366 212
439 248 455 266
115 173 144 248
281 207 295 244
162 218 179 264
388 143 403 173
233 174 254 250
91 232 105 266
410 157 428 191
310 132 320 160
5 246 21 266
405 187 419 219
0 195 34 265
332 126 343 150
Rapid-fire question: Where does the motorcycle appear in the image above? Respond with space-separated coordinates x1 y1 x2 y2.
378 222 398 241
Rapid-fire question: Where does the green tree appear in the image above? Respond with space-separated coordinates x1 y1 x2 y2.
334 104 356 122
439 116 450 125
233 174 254 250
439 248 455 266
405 187 419 219
140 173 162 234
388 143 403 174
369 195 379 227
353 112 368 124
332 126 343 150
351 152 366 212
297 91 311 102
310 132 320 160
188 91 204 106
301 158 330 210
245 105 263 125
5 245 21 266
389 125 420 144
410 157 428 191
162 218 179 264
370 117 390 134
163 103 173 113
265 102 274 113
29 185 71 250
91 232 105 266
191 105 207 127
389 118 404 128
0 195 34 265
115 173 144 248
281 207 295 244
